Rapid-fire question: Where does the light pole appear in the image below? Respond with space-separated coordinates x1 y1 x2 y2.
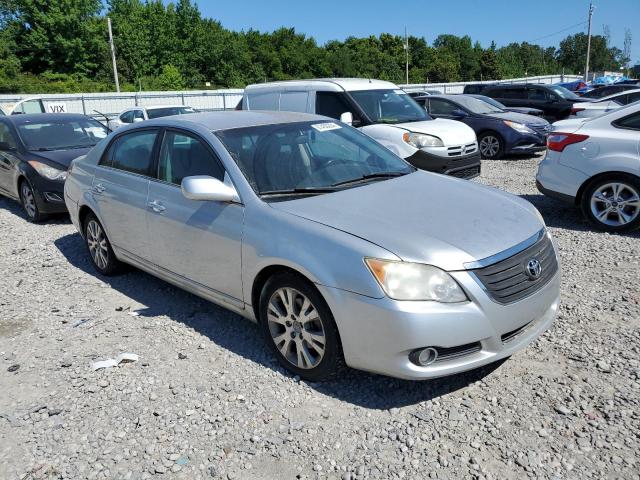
107 17 120 93
584 1 594 82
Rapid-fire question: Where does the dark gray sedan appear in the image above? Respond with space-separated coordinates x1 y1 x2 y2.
0 113 108 221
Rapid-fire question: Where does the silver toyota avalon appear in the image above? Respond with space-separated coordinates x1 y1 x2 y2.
64 111 560 381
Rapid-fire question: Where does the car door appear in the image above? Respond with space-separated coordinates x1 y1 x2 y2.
0 122 20 196
527 87 551 112
612 111 640 161
146 128 244 304
92 128 159 261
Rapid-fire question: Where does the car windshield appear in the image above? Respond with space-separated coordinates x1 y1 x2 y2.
549 85 580 100
17 118 109 151
454 96 503 114
146 106 197 119
349 89 431 124
472 95 507 110
216 121 414 198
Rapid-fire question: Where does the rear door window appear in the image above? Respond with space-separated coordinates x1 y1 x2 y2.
528 88 548 101
156 131 224 185
0 123 17 149
103 129 158 176
247 92 279 110
279 91 308 112
613 112 640 130
427 98 458 115
502 88 527 99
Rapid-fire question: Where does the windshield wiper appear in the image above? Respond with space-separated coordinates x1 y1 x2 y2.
260 187 337 197
331 171 407 187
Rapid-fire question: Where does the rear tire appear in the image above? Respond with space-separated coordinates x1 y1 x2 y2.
581 174 640 233
19 179 47 223
259 272 344 381
478 132 504 159
84 213 121 275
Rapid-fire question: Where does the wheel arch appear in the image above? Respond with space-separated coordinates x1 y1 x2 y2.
576 171 640 205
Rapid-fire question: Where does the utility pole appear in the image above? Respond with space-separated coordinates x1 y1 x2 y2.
404 27 409 85
584 1 594 82
107 17 120 93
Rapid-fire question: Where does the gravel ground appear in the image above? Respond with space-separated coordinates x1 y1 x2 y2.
1 154 639 480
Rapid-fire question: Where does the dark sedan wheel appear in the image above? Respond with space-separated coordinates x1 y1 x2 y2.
84 213 121 275
19 179 47 223
478 132 504 159
259 272 344 381
581 175 640 233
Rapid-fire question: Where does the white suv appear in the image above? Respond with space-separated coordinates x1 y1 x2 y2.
537 102 640 232
241 79 480 179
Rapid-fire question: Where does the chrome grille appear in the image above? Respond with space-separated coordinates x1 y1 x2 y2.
471 233 558 305
447 143 478 157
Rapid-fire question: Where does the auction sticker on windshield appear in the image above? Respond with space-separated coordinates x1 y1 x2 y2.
311 122 341 132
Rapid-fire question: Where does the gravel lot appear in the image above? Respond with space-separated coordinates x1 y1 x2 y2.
1 154 639 480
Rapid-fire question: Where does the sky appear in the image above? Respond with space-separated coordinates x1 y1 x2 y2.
193 0 640 65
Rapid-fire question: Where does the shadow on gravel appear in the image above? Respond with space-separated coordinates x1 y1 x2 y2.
0 196 70 225
521 194 640 238
54 231 504 409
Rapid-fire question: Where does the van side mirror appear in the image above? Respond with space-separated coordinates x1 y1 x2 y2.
339 111 353 126
181 176 240 203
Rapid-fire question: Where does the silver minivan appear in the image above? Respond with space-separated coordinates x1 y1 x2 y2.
65 111 560 381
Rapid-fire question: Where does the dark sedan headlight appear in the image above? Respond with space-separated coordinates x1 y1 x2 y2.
27 160 68 181
503 121 535 134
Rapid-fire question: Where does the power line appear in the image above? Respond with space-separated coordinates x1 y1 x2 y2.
528 21 588 44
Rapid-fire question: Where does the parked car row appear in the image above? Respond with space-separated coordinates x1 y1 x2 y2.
0 77 637 383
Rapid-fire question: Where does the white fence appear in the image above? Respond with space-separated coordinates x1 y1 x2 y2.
0 74 583 118
400 74 583 94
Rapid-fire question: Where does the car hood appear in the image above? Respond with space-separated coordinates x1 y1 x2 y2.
29 147 93 168
506 107 544 115
484 111 549 126
395 118 477 145
271 171 543 271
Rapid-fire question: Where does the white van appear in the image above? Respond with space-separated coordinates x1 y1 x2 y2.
241 78 480 178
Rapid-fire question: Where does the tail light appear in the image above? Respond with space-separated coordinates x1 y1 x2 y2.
570 107 585 115
547 133 589 152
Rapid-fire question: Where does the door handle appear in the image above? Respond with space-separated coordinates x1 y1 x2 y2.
148 200 165 213
92 183 106 194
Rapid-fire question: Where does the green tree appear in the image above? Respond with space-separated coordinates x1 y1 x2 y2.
154 64 185 90
557 33 624 74
480 42 501 80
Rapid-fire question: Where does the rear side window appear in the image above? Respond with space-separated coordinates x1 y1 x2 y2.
133 110 145 120
157 131 224 185
528 88 548 101
103 129 158 176
0 123 17 149
120 111 134 123
613 112 640 130
428 99 457 115
501 88 527 99
247 92 279 110
620 92 640 105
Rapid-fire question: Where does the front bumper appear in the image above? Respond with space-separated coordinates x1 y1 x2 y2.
28 174 68 214
405 149 481 179
318 269 560 380
505 132 547 155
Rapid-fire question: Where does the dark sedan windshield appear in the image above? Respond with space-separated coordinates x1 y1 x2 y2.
453 96 503 114
349 89 431 124
549 85 580 100
216 121 414 197
470 95 507 111
147 106 196 119
17 118 108 151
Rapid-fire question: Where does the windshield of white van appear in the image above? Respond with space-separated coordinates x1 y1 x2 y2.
216 121 414 198
349 89 431 124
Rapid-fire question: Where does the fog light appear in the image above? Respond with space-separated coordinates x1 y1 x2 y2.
409 347 438 366
43 192 63 203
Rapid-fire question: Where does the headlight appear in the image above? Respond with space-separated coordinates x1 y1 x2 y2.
402 132 444 148
365 258 468 302
27 160 67 181
503 121 534 134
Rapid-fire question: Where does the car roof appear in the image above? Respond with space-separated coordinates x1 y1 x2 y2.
2 113 95 125
596 88 640 102
245 78 398 93
142 110 330 131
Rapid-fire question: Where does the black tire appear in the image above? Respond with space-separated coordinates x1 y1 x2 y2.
19 178 47 223
259 272 344 381
581 174 640 233
83 213 121 275
478 132 505 160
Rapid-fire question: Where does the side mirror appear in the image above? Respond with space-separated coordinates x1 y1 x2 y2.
181 175 240 203
133 117 144 123
451 109 468 119
0 141 15 151
339 111 353 126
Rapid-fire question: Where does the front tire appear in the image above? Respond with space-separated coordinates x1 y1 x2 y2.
259 272 343 381
84 213 121 275
581 174 640 233
478 132 504 159
19 179 47 223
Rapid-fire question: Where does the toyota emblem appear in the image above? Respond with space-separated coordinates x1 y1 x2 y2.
525 258 542 279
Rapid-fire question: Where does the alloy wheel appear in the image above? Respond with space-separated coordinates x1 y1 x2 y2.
21 182 36 219
86 219 110 270
267 287 326 369
590 182 640 227
479 135 500 158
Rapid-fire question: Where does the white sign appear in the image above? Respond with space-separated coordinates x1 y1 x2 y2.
311 122 341 132
45 102 67 114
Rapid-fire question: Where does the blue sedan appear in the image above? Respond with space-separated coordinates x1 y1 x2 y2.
414 94 551 159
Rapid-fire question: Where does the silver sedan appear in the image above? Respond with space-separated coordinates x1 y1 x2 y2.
64 111 560 381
